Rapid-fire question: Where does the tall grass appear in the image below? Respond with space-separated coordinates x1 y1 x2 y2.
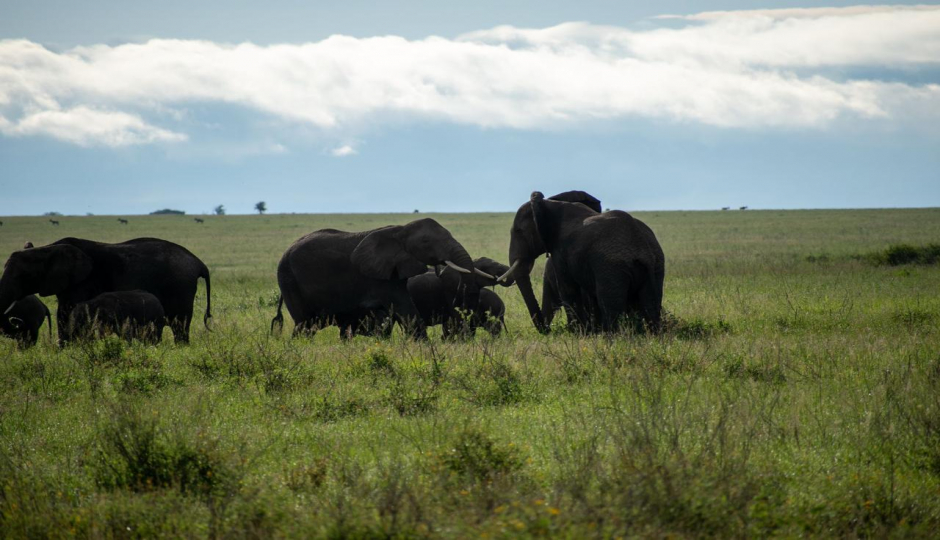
0 208 938 536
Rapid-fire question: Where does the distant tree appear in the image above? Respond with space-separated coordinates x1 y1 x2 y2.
413 209 419 213
255 201 267 215
214 204 226 216
150 209 186 215
86 212 95 216
43 211 62 216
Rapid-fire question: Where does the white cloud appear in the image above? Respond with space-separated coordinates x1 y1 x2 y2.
331 144 357 157
0 4 938 147
0 105 186 146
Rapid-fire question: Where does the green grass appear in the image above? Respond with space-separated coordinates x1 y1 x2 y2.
1 209 939 537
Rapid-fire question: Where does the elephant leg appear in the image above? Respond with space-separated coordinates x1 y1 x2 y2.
292 319 319 338
637 280 663 334
56 305 73 345
595 282 630 333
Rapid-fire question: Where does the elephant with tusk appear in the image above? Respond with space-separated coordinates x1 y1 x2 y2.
271 218 478 340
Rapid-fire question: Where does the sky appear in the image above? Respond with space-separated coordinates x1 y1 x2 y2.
1 1 938 215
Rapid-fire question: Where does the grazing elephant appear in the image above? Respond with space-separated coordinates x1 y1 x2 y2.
0 237 211 344
0 295 52 348
271 218 479 339
69 291 165 344
406 257 515 338
500 191 665 333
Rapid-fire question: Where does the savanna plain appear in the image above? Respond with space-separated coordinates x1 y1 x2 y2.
1 208 939 538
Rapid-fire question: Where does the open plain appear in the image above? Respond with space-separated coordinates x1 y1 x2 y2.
1 208 939 537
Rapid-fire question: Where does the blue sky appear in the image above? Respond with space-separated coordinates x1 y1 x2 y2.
1 1 938 215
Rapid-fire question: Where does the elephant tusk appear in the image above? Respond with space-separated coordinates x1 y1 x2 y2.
497 260 521 283
444 260 472 274
473 268 496 280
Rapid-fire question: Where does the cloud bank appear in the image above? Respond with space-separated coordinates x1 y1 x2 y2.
0 4 937 147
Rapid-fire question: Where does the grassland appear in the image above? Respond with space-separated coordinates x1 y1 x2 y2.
1 208 939 538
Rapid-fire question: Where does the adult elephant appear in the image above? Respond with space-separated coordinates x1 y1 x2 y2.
538 192 604 330
500 191 664 333
271 218 479 339
0 237 211 344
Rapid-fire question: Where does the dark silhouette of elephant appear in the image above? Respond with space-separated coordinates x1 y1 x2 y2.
0 295 51 348
537 191 605 330
407 257 515 338
500 191 665 334
271 218 478 339
69 291 166 344
0 237 211 344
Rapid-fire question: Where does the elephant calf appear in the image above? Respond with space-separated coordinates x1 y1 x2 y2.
407 257 515 338
1 295 52 348
69 291 165 344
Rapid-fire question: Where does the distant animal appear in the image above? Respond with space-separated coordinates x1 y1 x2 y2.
0 295 52 348
49 220 60 226
406 257 515 339
501 190 665 334
69 291 165 344
194 218 204 224
271 218 479 339
739 206 748 210
0 237 212 344
118 218 128 225
721 207 730 211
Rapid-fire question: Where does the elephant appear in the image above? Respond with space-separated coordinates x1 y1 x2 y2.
538 191 605 330
406 257 515 338
69 291 165 344
499 191 665 334
0 295 52 348
0 237 212 344
270 218 481 339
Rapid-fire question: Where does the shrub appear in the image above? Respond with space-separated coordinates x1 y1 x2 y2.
439 429 523 483
93 406 237 498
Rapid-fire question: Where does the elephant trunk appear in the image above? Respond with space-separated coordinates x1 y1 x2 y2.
515 269 548 334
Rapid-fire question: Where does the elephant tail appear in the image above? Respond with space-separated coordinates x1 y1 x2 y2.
270 295 284 335
200 264 213 331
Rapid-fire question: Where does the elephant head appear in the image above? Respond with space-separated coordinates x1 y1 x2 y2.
351 218 480 309
0 244 93 316
469 257 515 288
500 190 601 332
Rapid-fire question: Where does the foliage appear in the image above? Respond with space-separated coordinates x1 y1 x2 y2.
149 208 185 215
214 204 226 216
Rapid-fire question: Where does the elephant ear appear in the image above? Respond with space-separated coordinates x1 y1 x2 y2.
351 227 428 280
529 191 558 252
37 245 94 297
548 190 602 213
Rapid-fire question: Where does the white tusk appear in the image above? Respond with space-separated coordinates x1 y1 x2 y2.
497 260 521 283
473 268 496 280
444 260 471 274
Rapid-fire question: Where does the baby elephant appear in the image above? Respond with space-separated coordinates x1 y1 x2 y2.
69 291 165 344
407 257 515 338
1 295 52 347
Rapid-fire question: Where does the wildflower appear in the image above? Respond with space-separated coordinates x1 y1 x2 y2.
548 507 561 516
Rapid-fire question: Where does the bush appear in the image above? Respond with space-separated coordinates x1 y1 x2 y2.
150 209 186 215
439 429 523 483
93 406 237 498
874 243 940 266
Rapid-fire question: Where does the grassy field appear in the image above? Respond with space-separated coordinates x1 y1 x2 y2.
1 209 939 537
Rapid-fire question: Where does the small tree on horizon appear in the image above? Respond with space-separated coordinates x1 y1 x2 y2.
255 201 267 215
214 204 226 216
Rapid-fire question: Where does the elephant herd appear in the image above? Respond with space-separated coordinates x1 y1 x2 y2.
0 190 664 347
